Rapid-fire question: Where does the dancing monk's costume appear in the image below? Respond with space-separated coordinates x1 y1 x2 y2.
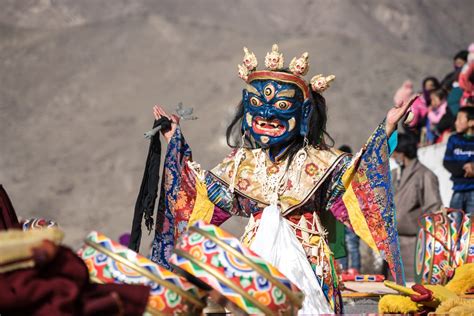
150 44 404 313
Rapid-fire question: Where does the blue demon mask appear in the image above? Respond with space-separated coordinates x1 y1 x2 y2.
242 79 312 151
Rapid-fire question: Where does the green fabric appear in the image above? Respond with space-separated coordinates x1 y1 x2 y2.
447 86 463 116
321 208 346 259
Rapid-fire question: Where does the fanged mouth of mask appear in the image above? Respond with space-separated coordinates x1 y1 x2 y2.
252 116 286 137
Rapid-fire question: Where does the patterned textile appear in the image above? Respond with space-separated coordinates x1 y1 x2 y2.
210 146 346 214
150 129 235 267
150 122 405 309
204 173 235 212
326 123 405 284
150 127 192 269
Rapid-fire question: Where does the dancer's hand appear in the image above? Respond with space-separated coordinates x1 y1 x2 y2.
385 94 419 137
153 105 180 143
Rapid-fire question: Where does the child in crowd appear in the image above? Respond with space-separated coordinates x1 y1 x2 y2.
426 88 454 144
445 50 469 115
443 107 474 214
408 77 440 142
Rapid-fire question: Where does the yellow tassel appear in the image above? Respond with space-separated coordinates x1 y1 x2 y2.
383 281 447 309
188 180 214 227
423 284 458 303
382 264 474 315
436 297 474 315
445 263 474 295
383 280 417 295
378 295 420 314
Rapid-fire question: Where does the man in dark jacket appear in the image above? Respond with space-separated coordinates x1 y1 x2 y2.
392 134 442 280
441 50 469 92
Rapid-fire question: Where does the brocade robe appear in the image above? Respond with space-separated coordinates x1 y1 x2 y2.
150 123 404 312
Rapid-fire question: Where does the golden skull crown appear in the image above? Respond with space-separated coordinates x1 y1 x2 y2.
238 44 335 98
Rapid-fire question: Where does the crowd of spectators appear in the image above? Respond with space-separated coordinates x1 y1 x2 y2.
340 43 474 281
395 43 474 216
396 44 474 146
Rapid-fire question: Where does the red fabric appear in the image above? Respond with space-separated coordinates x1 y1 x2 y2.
410 284 433 303
0 245 150 316
254 211 319 241
459 63 474 106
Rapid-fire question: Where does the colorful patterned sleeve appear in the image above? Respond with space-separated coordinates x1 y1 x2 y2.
325 122 405 285
150 126 191 268
150 127 243 267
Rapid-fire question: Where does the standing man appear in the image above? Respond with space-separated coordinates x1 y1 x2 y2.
392 133 442 281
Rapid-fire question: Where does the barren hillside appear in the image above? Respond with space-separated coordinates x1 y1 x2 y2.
1 0 472 253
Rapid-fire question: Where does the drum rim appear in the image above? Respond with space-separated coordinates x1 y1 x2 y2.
90 275 165 316
189 226 304 308
427 214 439 283
84 239 205 308
414 227 426 283
173 248 275 316
459 216 474 263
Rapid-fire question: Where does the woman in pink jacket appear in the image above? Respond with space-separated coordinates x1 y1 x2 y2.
426 88 454 144
408 77 440 138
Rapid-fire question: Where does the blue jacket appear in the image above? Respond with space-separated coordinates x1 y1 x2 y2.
443 133 474 192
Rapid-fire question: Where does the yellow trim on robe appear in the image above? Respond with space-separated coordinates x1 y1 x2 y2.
341 162 379 253
188 180 214 227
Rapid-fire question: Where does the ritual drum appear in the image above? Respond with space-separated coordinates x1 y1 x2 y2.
415 209 474 285
77 231 205 315
169 221 304 316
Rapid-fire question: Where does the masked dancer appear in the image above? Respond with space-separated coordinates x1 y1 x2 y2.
150 44 416 313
